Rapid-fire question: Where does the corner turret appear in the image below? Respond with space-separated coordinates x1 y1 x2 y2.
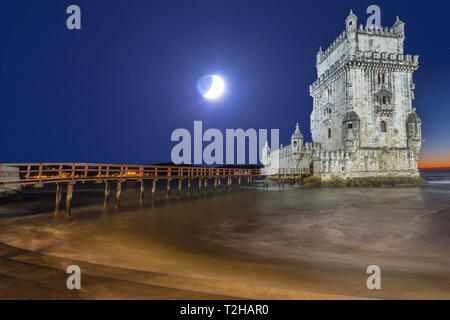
346 10 358 51
393 16 405 37
291 123 304 153
261 141 271 166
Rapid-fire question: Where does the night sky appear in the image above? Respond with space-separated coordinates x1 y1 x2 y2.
1 0 449 167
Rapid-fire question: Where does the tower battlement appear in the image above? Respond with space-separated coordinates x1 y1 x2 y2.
316 11 408 78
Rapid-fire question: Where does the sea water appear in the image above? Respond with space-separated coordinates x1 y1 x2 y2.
0 171 449 298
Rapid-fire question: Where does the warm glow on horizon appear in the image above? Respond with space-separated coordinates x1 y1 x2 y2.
419 153 450 169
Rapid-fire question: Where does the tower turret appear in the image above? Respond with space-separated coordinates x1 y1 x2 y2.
345 9 358 52
316 47 324 65
291 123 304 153
342 111 361 150
393 16 405 37
345 9 358 31
261 141 271 166
406 109 422 156
393 16 405 53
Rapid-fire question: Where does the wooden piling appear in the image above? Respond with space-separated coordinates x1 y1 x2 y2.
140 180 145 204
187 178 191 195
55 183 63 216
177 179 182 197
103 182 111 208
65 183 74 217
115 181 122 208
214 178 218 192
166 179 171 199
198 178 202 194
151 179 157 202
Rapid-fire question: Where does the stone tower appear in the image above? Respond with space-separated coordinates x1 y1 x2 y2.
262 10 423 184
309 10 422 179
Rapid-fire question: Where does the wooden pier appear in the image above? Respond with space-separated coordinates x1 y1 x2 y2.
0 163 312 218
0 163 263 217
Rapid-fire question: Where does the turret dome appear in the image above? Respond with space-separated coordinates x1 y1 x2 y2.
291 123 303 140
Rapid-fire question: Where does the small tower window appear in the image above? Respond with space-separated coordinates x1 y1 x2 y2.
347 123 353 129
378 73 386 84
328 128 332 139
380 121 387 133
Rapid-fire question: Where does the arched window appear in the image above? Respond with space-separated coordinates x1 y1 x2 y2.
328 128 332 139
380 121 387 133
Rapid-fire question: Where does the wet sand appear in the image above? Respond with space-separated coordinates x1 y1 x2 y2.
0 179 450 299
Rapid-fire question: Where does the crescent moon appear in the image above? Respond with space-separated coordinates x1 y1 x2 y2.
203 75 225 99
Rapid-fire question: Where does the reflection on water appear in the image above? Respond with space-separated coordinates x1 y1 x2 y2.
0 172 450 298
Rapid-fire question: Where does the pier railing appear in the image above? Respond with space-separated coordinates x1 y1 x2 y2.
0 163 261 186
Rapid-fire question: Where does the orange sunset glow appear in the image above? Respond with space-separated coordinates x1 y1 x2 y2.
419 153 450 169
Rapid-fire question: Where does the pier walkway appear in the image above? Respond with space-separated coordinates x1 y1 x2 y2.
0 163 311 217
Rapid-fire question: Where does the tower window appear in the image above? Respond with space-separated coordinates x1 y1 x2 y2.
378 73 386 84
380 121 387 133
328 128 332 139
347 123 353 129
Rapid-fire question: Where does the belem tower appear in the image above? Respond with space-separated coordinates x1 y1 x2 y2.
261 10 423 184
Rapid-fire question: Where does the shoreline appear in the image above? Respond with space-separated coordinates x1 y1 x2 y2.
0 242 363 300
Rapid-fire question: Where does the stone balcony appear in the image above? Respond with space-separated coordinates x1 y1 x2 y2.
376 103 394 116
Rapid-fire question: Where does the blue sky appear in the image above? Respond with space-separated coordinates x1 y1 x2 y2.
1 0 449 166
